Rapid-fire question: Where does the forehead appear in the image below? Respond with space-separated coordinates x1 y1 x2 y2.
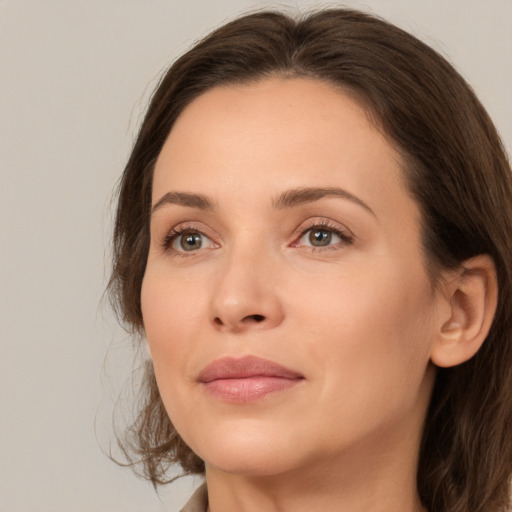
153 77 410 213
162 77 380 158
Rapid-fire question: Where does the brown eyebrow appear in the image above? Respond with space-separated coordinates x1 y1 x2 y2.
151 192 215 213
272 187 375 216
151 187 375 216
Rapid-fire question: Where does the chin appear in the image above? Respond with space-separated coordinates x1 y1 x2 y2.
205 451 297 478
186 418 304 477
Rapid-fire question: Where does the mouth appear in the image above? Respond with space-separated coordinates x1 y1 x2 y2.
198 355 305 403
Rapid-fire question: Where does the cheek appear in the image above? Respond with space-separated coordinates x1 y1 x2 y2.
141 270 204 383
141 262 207 339
292 259 436 408
140 270 209 437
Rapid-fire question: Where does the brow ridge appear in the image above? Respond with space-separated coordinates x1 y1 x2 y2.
151 187 374 216
152 192 214 213
272 187 375 215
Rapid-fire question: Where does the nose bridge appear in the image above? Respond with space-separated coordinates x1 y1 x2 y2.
210 233 284 332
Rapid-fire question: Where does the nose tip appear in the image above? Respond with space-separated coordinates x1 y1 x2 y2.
210 274 284 332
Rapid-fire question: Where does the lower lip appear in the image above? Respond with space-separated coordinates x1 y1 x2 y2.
203 376 303 403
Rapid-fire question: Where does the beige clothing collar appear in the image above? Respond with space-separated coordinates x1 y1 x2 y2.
180 483 208 512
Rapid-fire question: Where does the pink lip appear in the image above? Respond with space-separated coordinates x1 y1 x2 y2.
198 355 304 403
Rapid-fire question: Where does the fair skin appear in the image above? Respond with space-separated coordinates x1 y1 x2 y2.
141 77 497 512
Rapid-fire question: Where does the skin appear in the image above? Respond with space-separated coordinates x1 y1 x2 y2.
141 77 488 512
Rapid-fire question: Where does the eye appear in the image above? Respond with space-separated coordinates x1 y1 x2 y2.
163 226 217 254
173 232 205 251
303 228 337 247
294 223 353 249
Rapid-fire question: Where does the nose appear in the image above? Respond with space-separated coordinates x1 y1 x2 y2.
209 245 285 333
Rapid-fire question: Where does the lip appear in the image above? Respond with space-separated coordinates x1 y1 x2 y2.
198 355 304 403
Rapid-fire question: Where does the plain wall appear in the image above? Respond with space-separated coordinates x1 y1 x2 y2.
1 1 510 511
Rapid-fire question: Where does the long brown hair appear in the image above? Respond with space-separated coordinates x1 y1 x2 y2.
108 9 512 512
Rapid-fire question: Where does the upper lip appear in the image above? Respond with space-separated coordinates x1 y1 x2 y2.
198 355 304 383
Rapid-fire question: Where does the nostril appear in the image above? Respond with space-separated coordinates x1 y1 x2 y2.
247 314 265 323
212 314 266 328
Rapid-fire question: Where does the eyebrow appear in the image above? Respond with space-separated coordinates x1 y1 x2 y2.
272 187 375 216
151 192 215 213
151 186 375 216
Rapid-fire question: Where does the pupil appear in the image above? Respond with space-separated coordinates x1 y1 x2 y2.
310 229 331 246
181 233 201 251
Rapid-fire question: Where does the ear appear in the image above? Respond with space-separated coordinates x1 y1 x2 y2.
430 254 498 368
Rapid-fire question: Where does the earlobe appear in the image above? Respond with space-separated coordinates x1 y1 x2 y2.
430 254 498 368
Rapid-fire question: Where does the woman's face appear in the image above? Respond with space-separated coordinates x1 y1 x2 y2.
142 77 446 478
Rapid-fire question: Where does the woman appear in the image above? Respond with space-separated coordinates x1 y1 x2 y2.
109 8 512 512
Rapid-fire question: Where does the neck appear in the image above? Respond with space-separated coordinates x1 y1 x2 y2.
204 425 427 512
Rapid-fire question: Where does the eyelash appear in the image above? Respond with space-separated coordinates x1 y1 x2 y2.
161 220 354 257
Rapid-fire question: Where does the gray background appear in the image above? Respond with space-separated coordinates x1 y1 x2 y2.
1 0 510 510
